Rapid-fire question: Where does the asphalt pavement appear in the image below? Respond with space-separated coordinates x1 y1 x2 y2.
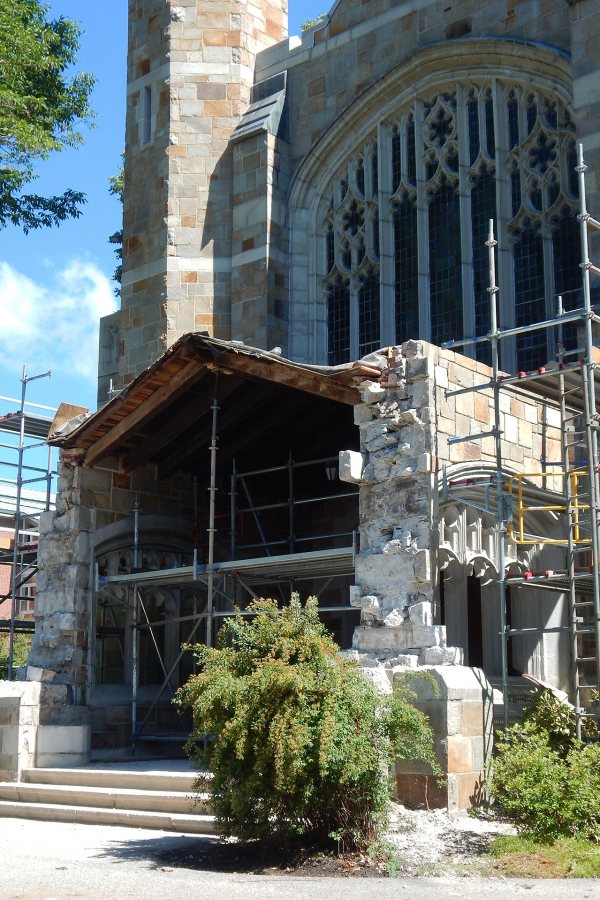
0 817 598 899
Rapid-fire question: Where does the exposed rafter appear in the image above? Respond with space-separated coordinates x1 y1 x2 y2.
84 361 206 467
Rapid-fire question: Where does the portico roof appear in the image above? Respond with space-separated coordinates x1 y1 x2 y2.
51 334 381 475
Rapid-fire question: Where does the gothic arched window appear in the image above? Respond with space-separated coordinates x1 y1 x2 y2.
322 80 579 371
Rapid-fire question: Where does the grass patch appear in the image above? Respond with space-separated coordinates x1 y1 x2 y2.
490 835 600 878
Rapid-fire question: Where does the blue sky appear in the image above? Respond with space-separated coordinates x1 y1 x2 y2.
0 0 329 418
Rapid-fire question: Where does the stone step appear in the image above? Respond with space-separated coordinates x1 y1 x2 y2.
20 767 208 793
0 800 216 834
0 781 211 815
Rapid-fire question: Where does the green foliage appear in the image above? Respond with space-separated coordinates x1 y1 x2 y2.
176 595 439 849
0 0 94 231
490 835 600 878
108 155 124 295
491 691 600 843
301 14 327 30
0 628 32 680
522 688 577 756
108 158 124 205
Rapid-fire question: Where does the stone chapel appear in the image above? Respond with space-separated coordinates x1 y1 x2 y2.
2 0 599 809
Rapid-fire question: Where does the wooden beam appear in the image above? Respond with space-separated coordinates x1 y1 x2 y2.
84 360 206 467
207 353 360 405
119 376 242 473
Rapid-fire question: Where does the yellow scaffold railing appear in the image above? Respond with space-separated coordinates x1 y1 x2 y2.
507 471 591 545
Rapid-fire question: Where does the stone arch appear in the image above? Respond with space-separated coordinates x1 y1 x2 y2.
287 38 574 366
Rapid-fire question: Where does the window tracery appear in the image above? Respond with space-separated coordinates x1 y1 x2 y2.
322 79 578 370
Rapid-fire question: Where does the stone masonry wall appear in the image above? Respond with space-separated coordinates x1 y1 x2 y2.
341 339 560 808
394 666 493 811
344 340 561 663
231 129 290 350
251 0 600 363
9 448 197 768
257 0 574 170
30 451 195 696
115 0 289 395
570 0 600 265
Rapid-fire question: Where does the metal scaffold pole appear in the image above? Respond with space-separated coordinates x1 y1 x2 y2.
206 377 219 650
576 144 600 714
442 143 600 731
486 221 510 729
6 365 52 679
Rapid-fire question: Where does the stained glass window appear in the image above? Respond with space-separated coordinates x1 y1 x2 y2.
358 269 380 356
394 200 419 344
471 168 497 365
429 181 463 347
322 79 578 370
514 224 546 369
327 277 350 365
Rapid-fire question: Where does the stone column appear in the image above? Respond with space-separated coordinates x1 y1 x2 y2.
20 451 93 768
394 666 493 811
344 343 460 664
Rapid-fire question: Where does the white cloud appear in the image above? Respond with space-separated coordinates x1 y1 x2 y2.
0 259 117 382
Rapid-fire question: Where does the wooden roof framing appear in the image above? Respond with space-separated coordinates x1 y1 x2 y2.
51 334 380 474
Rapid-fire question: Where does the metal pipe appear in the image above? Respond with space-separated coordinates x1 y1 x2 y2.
556 294 582 736
8 367 34 679
138 594 174 696
134 609 206 741
193 474 198 554
443 306 589 349
133 496 140 570
235 491 359 515
240 476 272 555
206 379 219 649
230 459 237 560
577 143 600 722
7 366 50 681
0 394 55 411
213 604 359 618
235 455 339 480
486 221 510 730
131 587 139 752
45 443 53 511
288 450 295 554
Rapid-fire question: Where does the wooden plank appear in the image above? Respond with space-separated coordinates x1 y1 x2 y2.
208 354 360 405
84 360 206 467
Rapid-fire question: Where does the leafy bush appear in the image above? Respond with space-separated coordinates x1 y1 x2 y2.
175 595 439 849
0 628 31 680
522 687 597 755
301 13 327 30
491 689 600 843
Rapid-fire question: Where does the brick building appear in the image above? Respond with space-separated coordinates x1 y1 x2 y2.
2 1 599 806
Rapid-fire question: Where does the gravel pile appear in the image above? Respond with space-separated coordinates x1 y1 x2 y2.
386 803 516 876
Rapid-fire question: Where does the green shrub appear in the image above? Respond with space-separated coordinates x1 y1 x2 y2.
175 595 439 849
491 690 600 843
0 628 31 680
301 14 326 30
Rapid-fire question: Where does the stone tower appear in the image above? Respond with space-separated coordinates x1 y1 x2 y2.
99 0 288 400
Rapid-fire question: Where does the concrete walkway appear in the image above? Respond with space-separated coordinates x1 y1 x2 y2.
0 817 598 900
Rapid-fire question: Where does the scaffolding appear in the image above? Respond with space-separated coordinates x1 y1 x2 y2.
0 367 56 679
94 385 360 749
443 143 600 734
